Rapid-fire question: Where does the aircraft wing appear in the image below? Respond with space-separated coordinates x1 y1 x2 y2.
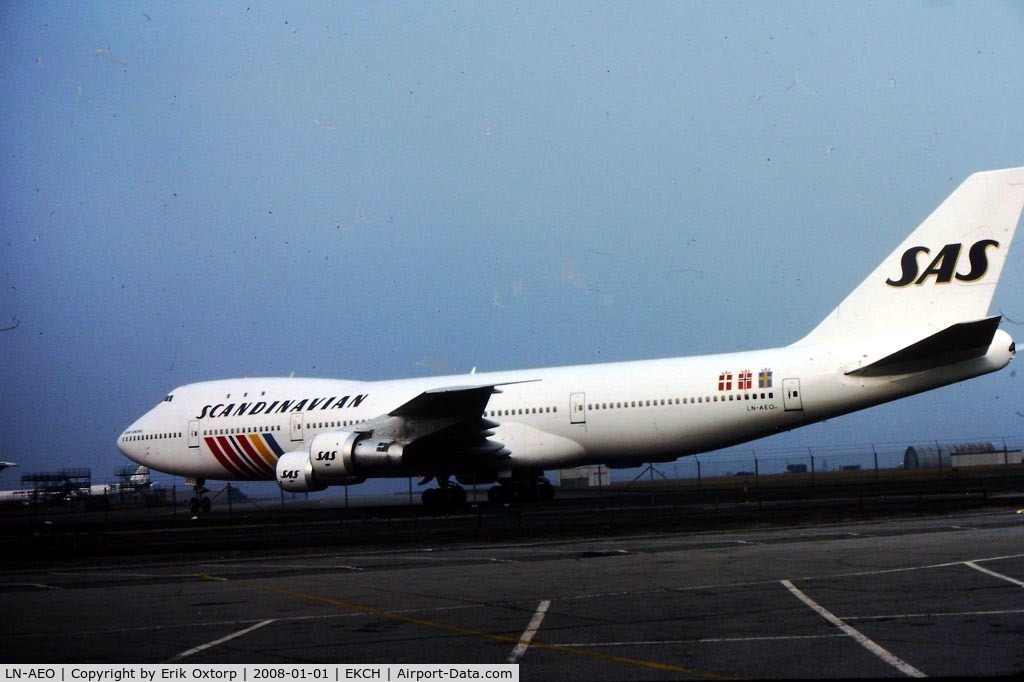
362 380 539 465
389 384 500 418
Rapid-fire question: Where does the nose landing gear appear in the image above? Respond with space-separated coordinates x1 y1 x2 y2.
186 477 211 514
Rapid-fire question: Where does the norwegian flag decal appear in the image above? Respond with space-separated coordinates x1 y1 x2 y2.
737 370 753 391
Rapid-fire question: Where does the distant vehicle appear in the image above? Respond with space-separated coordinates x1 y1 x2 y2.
0 467 152 506
0 488 36 506
118 168 1023 514
0 462 17 472
86 465 151 496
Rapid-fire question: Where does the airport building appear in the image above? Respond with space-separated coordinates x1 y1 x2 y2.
557 465 611 489
903 443 1023 469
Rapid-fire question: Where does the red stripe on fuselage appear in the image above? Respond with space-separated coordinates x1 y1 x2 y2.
216 436 262 479
204 436 246 478
234 435 275 476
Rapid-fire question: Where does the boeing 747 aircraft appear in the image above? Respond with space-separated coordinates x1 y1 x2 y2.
119 169 1022 513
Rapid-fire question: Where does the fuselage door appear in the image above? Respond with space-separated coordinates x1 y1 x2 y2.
290 412 304 442
188 420 200 449
783 378 804 411
570 392 587 424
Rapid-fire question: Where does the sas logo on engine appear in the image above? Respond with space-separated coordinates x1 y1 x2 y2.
885 239 999 287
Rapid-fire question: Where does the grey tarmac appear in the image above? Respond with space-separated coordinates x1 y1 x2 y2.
2 507 1023 679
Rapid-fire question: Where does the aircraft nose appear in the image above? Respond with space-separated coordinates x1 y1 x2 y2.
117 420 148 465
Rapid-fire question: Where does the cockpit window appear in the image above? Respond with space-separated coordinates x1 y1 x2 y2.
163 395 174 403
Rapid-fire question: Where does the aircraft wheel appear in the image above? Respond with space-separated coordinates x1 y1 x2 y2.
423 486 467 508
512 481 537 502
189 497 200 514
489 479 554 504
537 480 556 501
448 486 467 506
200 497 211 513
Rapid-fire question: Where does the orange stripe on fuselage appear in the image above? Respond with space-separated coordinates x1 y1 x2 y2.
236 435 275 476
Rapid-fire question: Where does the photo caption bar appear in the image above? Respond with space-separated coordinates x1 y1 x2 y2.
0 666 518 682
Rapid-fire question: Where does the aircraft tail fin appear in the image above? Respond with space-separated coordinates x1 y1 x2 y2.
128 465 151 486
796 167 1024 347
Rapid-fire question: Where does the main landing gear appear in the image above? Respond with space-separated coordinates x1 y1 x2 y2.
487 475 556 504
187 477 211 514
419 476 467 509
418 472 557 508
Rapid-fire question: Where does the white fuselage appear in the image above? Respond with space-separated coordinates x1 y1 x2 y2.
115 168 1024 494
117 333 1013 482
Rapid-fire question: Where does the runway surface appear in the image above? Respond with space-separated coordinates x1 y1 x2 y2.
2 505 1023 678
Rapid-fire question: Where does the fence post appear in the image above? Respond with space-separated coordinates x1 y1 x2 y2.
808 447 815 485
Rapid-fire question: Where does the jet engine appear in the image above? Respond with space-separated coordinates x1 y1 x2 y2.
275 451 328 493
275 450 366 492
309 431 405 479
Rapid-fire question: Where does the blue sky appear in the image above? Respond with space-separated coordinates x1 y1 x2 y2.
2 1 1023 490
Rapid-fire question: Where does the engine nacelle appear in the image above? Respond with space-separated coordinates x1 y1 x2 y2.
309 431 406 478
276 451 328 493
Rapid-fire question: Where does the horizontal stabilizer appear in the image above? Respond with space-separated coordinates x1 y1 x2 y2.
846 316 1002 377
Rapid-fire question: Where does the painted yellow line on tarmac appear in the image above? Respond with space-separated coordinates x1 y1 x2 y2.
194 574 734 679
